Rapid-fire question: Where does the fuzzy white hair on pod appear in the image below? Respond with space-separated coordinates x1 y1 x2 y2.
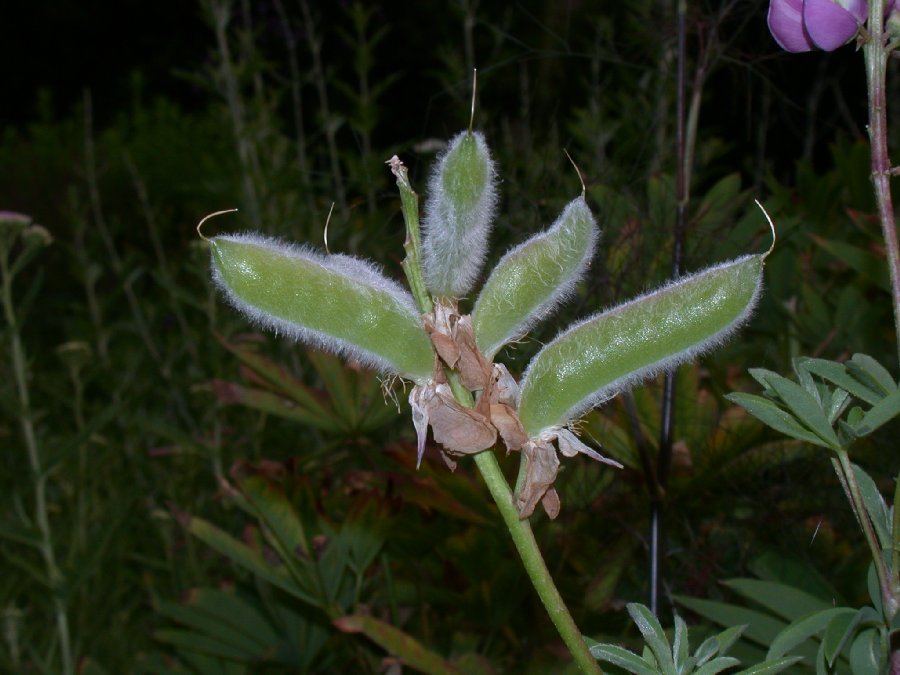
210 232 429 380
421 130 499 298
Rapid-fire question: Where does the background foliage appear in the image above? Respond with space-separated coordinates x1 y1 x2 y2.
1 1 897 671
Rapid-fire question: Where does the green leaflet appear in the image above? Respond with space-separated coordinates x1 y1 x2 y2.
472 197 599 359
210 234 434 383
518 255 764 437
421 131 498 298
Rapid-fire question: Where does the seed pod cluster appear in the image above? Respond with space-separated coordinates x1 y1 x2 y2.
206 124 768 522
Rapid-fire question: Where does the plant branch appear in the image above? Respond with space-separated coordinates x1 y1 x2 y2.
445 376 602 674
864 0 900 366
1 248 73 675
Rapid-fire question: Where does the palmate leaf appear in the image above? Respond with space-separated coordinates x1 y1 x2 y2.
724 393 828 447
853 388 900 437
849 463 891 550
156 589 281 661
216 334 335 416
184 515 319 608
766 607 855 660
673 596 789 655
799 358 881 406
821 606 879 667
694 657 741 675
209 379 345 432
627 603 676 675
733 656 803 674
720 579 831 622
333 615 460 675
588 643 659 675
847 353 896 394
848 628 880 673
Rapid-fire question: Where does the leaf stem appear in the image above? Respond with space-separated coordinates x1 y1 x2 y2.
445 376 602 674
864 0 900 367
835 450 897 620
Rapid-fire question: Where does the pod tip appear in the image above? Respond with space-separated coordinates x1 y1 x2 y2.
469 68 478 134
753 199 776 261
324 202 335 255
197 208 239 242
564 149 586 198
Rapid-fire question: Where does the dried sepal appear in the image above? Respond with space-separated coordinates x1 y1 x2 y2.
210 233 435 383
516 439 561 519
409 383 498 468
490 363 520 407
490 403 528 452
421 131 498 298
473 197 599 359
515 428 622 519
518 254 764 437
424 299 492 392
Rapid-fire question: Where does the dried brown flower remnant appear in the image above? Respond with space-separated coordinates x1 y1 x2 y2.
424 299 492 392
514 428 623 519
409 383 497 468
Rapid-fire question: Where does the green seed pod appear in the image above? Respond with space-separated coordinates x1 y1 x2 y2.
421 131 498 298
472 197 599 359
518 255 764 437
210 233 435 383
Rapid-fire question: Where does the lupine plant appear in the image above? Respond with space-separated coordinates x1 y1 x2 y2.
717 1 900 672
202 109 773 670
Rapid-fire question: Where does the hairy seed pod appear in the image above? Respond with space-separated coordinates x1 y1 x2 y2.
472 197 599 359
421 131 498 298
210 233 435 383
518 255 764 437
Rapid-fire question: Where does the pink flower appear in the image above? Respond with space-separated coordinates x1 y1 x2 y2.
768 0 867 52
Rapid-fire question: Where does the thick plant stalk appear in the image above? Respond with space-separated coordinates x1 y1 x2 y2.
446 378 603 675
864 0 900 366
394 169 601 673
1 251 73 675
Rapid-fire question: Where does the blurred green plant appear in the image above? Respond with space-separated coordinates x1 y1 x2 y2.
675 549 892 673
0 212 71 673
589 601 800 674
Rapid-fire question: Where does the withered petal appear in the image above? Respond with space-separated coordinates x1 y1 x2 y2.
490 402 528 452
515 439 560 519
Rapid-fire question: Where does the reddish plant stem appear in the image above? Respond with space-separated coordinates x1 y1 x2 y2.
865 0 900 366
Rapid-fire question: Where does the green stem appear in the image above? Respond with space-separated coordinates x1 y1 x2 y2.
391 162 598 672
892 469 899 599
864 0 900 366
835 450 897 620
446 376 602 674
1 251 73 675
